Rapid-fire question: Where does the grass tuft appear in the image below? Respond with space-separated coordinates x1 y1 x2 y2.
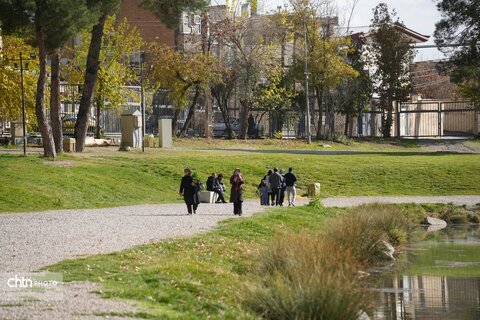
243 204 416 319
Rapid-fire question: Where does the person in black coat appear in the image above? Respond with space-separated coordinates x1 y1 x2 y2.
230 168 245 216
179 168 199 215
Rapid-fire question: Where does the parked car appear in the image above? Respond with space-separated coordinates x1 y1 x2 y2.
213 118 241 137
62 114 96 135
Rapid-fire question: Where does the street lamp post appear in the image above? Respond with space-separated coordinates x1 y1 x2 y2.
7 52 36 156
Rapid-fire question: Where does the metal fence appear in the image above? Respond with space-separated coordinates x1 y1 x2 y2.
51 87 478 139
399 100 478 137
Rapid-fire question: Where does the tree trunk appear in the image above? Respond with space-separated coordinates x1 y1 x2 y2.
385 108 393 138
204 88 212 139
35 28 56 159
344 113 349 136
172 108 180 136
276 112 285 135
75 14 107 152
178 87 201 137
212 86 233 139
382 99 393 138
348 114 354 137
49 51 62 154
315 86 324 138
239 99 249 140
95 92 103 139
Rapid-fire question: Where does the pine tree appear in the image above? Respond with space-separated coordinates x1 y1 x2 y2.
368 3 415 137
434 0 480 105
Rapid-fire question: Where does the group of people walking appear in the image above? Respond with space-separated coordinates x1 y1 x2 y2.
179 166 298 216
179 168 245 216
257 168 297 207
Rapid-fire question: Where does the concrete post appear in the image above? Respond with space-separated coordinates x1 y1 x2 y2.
120 110 142 149
158 119 172 148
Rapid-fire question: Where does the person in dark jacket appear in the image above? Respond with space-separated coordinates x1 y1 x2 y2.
230 168 244 216
214 174 227 203
278 169 286 206
264 169 273 205
206 173 216 191
269 167 283 206
284 167 298 206
179 168 199 215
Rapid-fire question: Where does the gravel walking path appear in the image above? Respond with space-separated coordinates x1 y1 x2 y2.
322 195 480 208
1 195 479 319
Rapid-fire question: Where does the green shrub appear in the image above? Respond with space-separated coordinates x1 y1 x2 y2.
272 131 284 139
308 197 323 209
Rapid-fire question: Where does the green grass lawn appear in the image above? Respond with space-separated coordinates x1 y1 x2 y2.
1 145 479 212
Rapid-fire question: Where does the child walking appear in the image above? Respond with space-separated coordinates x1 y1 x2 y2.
257 179 270 206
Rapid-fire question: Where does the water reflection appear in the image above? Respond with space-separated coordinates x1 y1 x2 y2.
374 275 480 319
372 225 480 320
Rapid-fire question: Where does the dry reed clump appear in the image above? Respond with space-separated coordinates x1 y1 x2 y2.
244 233 365 320
325 204 412 265
244 204 414 319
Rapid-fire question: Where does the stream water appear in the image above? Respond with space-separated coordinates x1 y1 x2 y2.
371 225 480 320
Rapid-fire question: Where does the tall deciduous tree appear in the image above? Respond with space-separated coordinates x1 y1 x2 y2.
0 0 93 158
368 3 415 138
0 35 38 126
335 37 372 137
74 0 122 152
49 50 62 153
286 0 358 138
65 16 143 138
252 67 297 135
149 46 222 137
216 15 277 139
434 0 480 105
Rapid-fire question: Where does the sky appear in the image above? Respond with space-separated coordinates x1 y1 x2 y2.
210 0 445 61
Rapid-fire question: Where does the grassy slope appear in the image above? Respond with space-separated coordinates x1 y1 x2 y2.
1 146 480 212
